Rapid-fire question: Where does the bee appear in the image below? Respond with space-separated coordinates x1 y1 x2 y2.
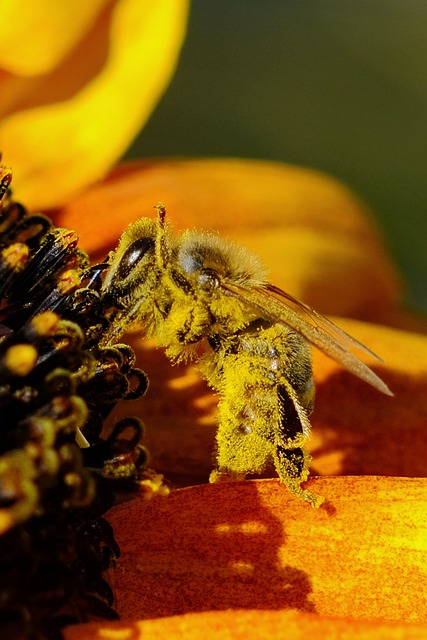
101 205 392 507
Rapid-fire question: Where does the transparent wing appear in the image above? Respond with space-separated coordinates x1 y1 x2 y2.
221 281 393 397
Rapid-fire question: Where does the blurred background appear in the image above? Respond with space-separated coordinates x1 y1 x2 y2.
127 1 427 313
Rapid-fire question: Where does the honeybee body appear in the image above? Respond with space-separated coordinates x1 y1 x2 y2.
102 207 391 507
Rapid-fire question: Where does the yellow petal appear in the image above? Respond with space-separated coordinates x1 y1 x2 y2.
0 0 108 75
0 0 189 208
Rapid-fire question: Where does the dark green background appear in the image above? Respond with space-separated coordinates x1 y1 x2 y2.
127 1 427 314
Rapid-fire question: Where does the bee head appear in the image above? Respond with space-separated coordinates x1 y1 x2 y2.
102 212 169 305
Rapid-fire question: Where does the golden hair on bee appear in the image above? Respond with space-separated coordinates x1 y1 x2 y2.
101 206 392 507
177 228 269 288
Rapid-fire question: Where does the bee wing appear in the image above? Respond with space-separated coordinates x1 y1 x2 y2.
222 281 393 397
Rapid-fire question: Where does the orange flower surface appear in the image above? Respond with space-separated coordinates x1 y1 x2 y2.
0 0 189 209
54 158 427 638
64 477 427 640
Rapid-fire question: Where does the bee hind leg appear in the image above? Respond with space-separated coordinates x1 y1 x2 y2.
274 446 324 508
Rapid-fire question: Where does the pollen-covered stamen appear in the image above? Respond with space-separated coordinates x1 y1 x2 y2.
2 344 38 378
1 243 29 271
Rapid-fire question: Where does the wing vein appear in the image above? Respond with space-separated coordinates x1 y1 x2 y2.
222 281 393 397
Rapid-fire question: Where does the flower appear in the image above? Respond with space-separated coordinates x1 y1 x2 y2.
47 159 426 638
0 169 160 635
5 5 425 637
0 0 189 209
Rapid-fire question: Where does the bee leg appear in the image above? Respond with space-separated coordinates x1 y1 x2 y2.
274 383 323 508
274 446 323 508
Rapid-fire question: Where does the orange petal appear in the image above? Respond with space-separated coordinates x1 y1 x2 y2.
98 477 426 624
64 609 427 640
1 2 189 209
107 318 427 484
56 158 403 322
311 317 427 478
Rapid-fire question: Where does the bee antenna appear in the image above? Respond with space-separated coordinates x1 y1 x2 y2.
154 202 167 227
154 202 169 269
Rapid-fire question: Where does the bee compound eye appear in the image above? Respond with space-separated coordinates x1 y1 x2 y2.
116 237 154 279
